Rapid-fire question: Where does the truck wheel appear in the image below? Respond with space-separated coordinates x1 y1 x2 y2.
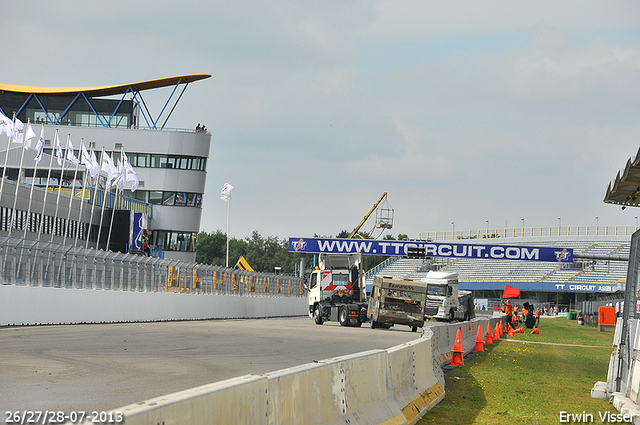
411 326 418 333
449 309 455 322
314 306 324 325
339 307 348 326
370 319 377 329
464 310 470 322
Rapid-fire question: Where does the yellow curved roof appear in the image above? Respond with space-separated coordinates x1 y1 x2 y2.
0 74 211 97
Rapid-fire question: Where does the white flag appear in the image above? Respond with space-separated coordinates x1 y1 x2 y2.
0 112 12 136
54 132 63 166
100 152 118 186
220 183 234 202
34 125 45 164
23 122 36 149
124 155 139 192
11 117 24 144
89 150 100 180
81 143 92 167
66 137 80 165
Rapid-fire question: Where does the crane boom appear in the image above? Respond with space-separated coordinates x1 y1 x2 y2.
348 192 388 239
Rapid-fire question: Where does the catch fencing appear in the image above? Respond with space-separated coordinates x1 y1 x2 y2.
0 238 304 297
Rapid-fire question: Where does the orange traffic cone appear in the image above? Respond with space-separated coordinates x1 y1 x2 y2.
493 322 500 341
499 321 504 336
515 327 524 334
473 325 485 352
531 327 540 334
503 320 508 333
485 324 493 345
450 327 464 366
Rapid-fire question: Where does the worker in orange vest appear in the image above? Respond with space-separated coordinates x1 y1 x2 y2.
536 308 541 326
502 300 513 328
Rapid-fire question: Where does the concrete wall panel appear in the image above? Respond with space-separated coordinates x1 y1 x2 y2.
0 285 306 326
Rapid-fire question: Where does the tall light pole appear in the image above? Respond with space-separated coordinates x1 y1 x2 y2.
485 219 489 236
595 216 599 235
451 221 455 239
635 215 638 229
558 216 561 236
521 217 524 236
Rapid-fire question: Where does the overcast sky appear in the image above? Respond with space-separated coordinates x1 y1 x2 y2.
4 1 640 240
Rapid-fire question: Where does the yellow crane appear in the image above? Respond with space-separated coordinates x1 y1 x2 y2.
348 193 394 239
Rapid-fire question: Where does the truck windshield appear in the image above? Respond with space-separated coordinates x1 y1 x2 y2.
427 284 447 296
333 274 349 287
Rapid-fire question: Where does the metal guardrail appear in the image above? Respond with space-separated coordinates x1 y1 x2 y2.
419 226 637 241
0 239 305 297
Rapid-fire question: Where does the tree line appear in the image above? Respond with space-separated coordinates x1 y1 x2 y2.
196 230 408 275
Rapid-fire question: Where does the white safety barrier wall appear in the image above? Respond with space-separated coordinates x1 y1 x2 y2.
0 284 307 326
77 316 505 425
592 318 640 423
1 237 307 326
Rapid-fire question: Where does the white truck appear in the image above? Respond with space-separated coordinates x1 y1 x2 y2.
421 271 474 322
307 253 368 327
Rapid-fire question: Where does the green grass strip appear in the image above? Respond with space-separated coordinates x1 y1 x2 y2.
419 317 619 425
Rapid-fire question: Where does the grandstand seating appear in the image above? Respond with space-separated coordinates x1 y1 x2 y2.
365 237 630 290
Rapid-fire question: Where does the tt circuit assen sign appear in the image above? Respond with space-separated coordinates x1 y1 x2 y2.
288 237 573 263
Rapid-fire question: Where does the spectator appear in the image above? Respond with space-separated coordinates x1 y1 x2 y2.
142 239 150 256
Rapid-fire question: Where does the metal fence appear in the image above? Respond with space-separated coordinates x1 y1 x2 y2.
0 238 305 297
419 225 637 241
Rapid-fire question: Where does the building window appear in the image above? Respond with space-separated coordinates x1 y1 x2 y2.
125 153 206 171
148 191 163 205
162 192 176 206
151 230 197 252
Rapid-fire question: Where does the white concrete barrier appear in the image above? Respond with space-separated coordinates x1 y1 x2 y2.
387 337 444 424
98 375 269 425
265 361 347 425
93 318 505 425
0 284 306 326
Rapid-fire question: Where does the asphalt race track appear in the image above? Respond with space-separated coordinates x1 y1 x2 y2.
0 317 421 417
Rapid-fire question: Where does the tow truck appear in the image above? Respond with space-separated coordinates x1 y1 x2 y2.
307 253 368 327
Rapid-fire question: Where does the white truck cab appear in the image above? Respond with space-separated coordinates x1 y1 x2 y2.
421 271 473 322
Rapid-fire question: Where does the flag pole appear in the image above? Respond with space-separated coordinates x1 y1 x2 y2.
85 147 101 249
24 124 45 239
75 142 91 248
61 139 80 247
42 129 65 287
49 134 70 245
226 198 231 268
95 148 112 250
37 128 59 242
74 161 88 248
220 183 233 267
8 120 30 236
0 113 15 206
105 153 120 252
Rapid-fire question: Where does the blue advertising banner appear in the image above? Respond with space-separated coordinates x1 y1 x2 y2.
460 281 617 293
288 237 573 263
131 212 145 251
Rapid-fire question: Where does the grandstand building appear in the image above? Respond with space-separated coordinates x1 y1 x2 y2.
0 75 211 262
366 229 632 307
